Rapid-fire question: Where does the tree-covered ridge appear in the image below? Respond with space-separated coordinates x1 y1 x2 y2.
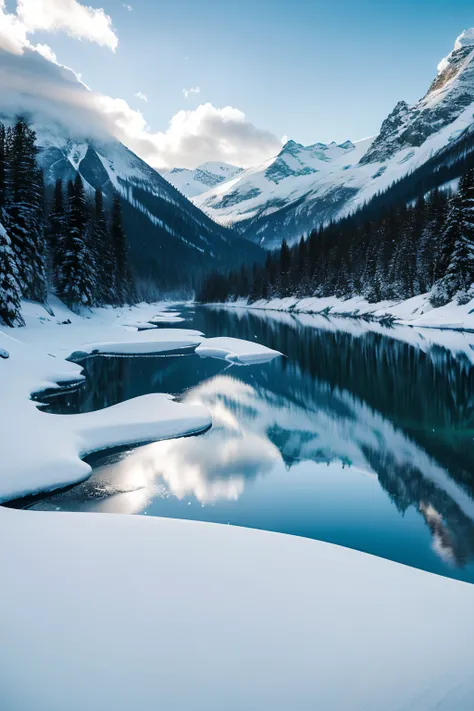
0 119 134 326
198 166 474 308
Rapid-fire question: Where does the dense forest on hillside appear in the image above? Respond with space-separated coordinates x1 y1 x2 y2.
0 119 134 327
199 164 474 309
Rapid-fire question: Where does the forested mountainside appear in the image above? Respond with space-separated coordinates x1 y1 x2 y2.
199 164 474 310
34 129 263 293
0 119 133 327
193 29 474 249
0 42 263 299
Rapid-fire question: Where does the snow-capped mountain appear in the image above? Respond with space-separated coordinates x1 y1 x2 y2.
163 162 243 198
0 44 262 292
29 128 262 290
195 28 474 249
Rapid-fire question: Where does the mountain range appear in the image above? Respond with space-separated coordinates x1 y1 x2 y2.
166 28 474 249
163 162 243 198
2 27 474 290
32 128 262 291
0 44 262 293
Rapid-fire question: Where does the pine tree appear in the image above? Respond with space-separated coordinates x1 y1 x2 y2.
391 212 417 299
56 174 96 310
294 236 310 295
0 221 23 326
91 188 115 305
110 192 132 305
279 239 291 296
418 189 447 291
48 178 67 283
0 123 6 211
4 119 47 301
430 199 469 305
430 169 474 305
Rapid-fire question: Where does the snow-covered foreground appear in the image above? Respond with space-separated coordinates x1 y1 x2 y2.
1 298 474 711
1 508 473 711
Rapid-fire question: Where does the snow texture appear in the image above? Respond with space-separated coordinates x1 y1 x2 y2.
195 336 282 365
79 328 202 355
229 291 474 334
163 162 243 198
0 299 211 501
1 509 473 711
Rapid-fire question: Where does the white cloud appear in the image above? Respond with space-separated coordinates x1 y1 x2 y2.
33 43 58 63
16 0 118 52
0 5 281 170
123 3 133 10
134 91 148 103
0 2 29 54
144 103 282 169
183 86 200 99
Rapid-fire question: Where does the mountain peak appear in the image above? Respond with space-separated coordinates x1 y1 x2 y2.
281 139 304 155
454 28 474 50
437 28 474 74
360 28 474 165
163 162 242 198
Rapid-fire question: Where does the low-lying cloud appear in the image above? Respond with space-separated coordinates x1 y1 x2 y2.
0 0 282 170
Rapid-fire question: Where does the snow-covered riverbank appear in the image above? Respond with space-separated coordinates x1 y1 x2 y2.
0 298 283 500
1 298 474 711
226 292 474 332
0 299 210 501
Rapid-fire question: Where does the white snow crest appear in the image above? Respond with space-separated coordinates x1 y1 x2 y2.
195 336 282 365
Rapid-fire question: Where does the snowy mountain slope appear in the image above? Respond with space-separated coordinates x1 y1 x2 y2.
0 38 263 292
195 28 474 249
27 126 263 289
163 162 243 198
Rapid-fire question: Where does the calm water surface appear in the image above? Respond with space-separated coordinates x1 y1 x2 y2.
27 306 474 583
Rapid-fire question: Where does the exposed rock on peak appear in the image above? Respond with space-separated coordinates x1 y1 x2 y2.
361 30 474 165
193 28 474 250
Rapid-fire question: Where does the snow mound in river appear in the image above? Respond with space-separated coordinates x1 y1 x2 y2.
195 336 282 365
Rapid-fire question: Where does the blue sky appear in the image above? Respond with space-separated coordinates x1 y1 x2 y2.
2 0 474 167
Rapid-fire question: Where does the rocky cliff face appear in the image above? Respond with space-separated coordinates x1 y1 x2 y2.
361 29 474 164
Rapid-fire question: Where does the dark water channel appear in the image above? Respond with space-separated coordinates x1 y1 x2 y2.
20 306 474 582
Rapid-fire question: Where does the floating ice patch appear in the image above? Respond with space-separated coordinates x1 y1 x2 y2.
149 312 185 324
196 336 282 365
80 329 203 356
121 320 159 330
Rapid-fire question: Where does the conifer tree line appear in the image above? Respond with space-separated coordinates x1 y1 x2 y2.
0 118 134 327
198 166 474 309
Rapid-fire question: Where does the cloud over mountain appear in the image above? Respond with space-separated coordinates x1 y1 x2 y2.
0 0 281 170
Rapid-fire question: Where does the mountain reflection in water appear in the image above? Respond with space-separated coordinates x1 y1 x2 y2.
30 307 474 583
